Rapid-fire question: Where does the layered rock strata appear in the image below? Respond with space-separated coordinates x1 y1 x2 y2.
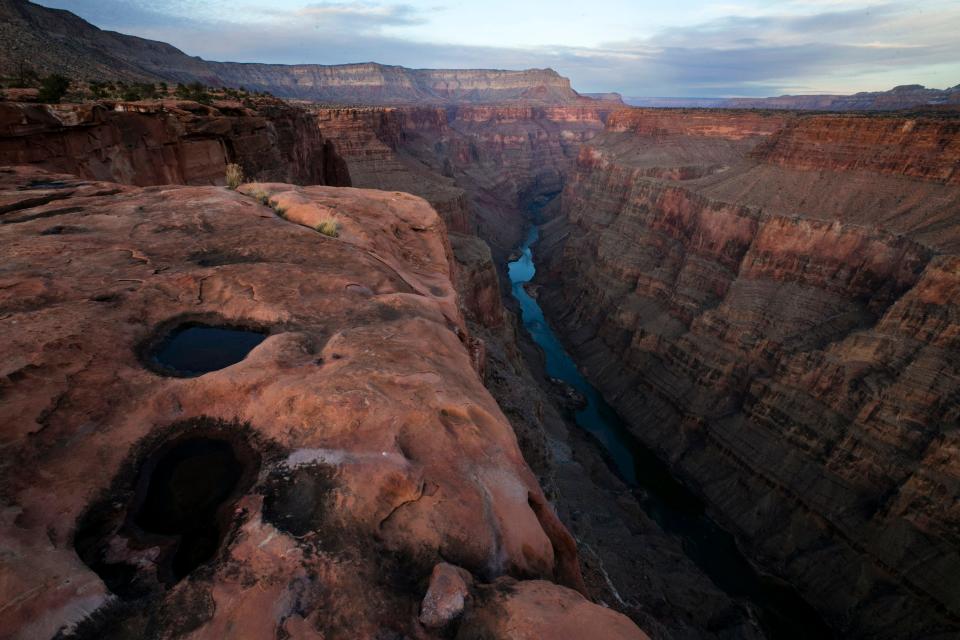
538 108 960 638
313 107 471 234
316 102 795 638
450 210 770 640
0 165 647 640
0 99 350 187
314 104 611 256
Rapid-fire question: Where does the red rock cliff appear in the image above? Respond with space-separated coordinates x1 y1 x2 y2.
315 103 612 256
0 98 350 187
538 109 960 639
752 114 960 184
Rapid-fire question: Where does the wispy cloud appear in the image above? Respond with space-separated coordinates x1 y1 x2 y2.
32 0 960 96
296 2 429 28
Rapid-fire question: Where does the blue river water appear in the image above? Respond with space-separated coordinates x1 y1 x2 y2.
509 225 639 481
507 224 834 640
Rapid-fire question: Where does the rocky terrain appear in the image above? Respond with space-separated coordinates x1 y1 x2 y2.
0 0 589 105
313 104 613 256
0 164 649 640
537 107 960 638
0 96 776 637
0 98 350 187
313 104 804 638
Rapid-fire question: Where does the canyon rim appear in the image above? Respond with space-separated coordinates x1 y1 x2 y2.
1 0 959 638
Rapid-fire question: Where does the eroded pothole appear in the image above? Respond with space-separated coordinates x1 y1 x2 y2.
74 420 261 599
144 321 268 377
133 438 244 582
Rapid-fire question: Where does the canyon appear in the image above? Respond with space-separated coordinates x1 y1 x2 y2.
1 2 960 638
3 88 960 640
297 102 960 638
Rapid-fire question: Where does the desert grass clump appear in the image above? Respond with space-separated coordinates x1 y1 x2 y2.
225 163 245 190
268 200 287 218
247 189 270 205
314 218 340 238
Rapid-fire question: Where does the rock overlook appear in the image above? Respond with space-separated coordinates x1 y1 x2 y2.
0 165 647 640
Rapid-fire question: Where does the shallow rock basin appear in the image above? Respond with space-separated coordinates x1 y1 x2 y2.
149 325 267 377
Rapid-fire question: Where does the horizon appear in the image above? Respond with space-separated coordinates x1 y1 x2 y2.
31 0 960 98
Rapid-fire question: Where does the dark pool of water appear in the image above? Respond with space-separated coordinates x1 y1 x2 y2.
508 225 833 640
149 325 267 377
134 438 243 582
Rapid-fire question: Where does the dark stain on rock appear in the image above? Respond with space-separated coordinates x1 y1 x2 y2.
189 249 264 267
261 464 338 542
40 224 88 235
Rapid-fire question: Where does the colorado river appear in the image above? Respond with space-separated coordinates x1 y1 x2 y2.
508 224 833 640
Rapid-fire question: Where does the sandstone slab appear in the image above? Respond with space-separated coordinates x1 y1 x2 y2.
0 166 623 639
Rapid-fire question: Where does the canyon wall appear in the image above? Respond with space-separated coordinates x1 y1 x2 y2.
208 65 582 104
722 84 960 111
315 103 612 255
310 104 781 637
0 98 350 187
538 108 960 638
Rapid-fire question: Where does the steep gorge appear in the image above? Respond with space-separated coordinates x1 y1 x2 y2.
315 103 960 638
312 103 612 256
311 103 825 638
537 109 960 639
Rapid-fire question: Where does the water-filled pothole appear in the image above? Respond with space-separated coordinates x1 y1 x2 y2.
146 323 267 377
74 422 261 599
133 438 243 582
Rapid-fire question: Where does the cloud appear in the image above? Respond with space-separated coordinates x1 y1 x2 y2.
32 0 960 97
296 2 428 28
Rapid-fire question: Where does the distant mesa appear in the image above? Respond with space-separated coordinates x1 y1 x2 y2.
0 0 593 105
626 84 960 111
581 92 626 105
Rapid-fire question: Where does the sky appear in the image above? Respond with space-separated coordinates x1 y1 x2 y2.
34 0 960 97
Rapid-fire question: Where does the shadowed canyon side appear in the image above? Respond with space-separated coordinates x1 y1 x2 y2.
309 104 835 639
0 99 351 187
0 165 648 640
537 108 960 638
312 104 613 255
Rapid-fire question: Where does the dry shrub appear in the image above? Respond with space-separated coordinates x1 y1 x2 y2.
314 218 339 237
225 163 244 190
